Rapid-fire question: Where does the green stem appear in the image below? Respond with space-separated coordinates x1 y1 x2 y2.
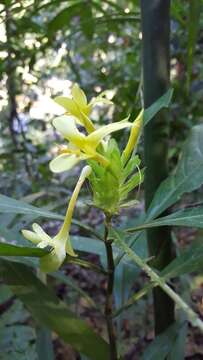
141 0 174 334
114 235 203 333
104 216 118 360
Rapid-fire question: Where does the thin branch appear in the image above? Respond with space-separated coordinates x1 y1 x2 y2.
104 215 118 360
114 233 203 333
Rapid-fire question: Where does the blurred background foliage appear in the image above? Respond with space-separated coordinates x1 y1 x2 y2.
0 0 202 195
0 0 203 358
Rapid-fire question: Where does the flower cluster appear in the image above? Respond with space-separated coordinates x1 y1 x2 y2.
22 84 144 272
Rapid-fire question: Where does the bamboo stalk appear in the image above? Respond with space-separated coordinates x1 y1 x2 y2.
140 0 175 334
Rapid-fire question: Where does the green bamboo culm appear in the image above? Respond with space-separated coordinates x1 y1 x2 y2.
140 0 175 334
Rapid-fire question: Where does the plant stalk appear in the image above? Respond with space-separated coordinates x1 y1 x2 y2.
141 0 175 334
104 216 118 360
114 235 203 333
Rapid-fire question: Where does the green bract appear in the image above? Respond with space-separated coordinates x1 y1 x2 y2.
89 139 144 215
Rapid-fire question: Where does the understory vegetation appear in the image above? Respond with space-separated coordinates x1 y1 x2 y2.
0 1 203 359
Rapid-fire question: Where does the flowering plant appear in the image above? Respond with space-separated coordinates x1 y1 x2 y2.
22 84 144 273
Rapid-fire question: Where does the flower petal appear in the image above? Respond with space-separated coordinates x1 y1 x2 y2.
54 96 81 118
122 110 143 163
86 119 132 148
37 241 50 249
53 115 85 147
32 223 52 243
71 84 87 107
80 111 95 133
49 154 80 173
21 229 42 244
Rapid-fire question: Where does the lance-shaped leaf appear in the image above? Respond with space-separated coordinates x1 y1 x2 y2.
146 125 203 220
126 205 203 232
143 88 173 126
0 194 64 220
162 242 203 279
0 259 109 360
0 242 47 257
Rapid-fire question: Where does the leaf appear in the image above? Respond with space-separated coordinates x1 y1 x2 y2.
47 2 84 34
0 194 101 239
120 168 144 200
126 205 203 232
146 125 203 220
171 1 185 26
123 155 141 180
141 322 184 360
113 282 154 318
0 194 63 220
113 229 203 331
36 328 54 360
187 1 201 89
143 88 173 126
168 321 187 360
80 3 94 39
162 242 203 279
0 259 109 360
72 235 105 257
0 243 46 257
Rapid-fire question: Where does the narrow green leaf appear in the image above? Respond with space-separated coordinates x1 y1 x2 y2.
47 2 84 34
126 205 203 232
123 155 141 180
80 3 94 39
36 327 54 360
0 259 109 360
143 88 173 126
141 322 184 360
72 236 105 257
120 169 144 200
147 125 203 220
0 194 63 220
171 1 185 26
162 242 203 279
113 282 155 318
0 242 46 257
0 194 102 239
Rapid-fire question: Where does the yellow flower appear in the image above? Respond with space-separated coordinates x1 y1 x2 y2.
54 84 113 133
22 165 91 272
50 115 132 173
122 110 143 164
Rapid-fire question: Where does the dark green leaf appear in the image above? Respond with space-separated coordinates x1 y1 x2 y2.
0 259 109 360
0 242 46 257
47 2 84 34
141 322 184 360
143 88 173 126
80 3 94 39
0 194 63 220
126 206 203 232
0 194 101 238
147 125 203 219
36 327 54 360
162 242 203 279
